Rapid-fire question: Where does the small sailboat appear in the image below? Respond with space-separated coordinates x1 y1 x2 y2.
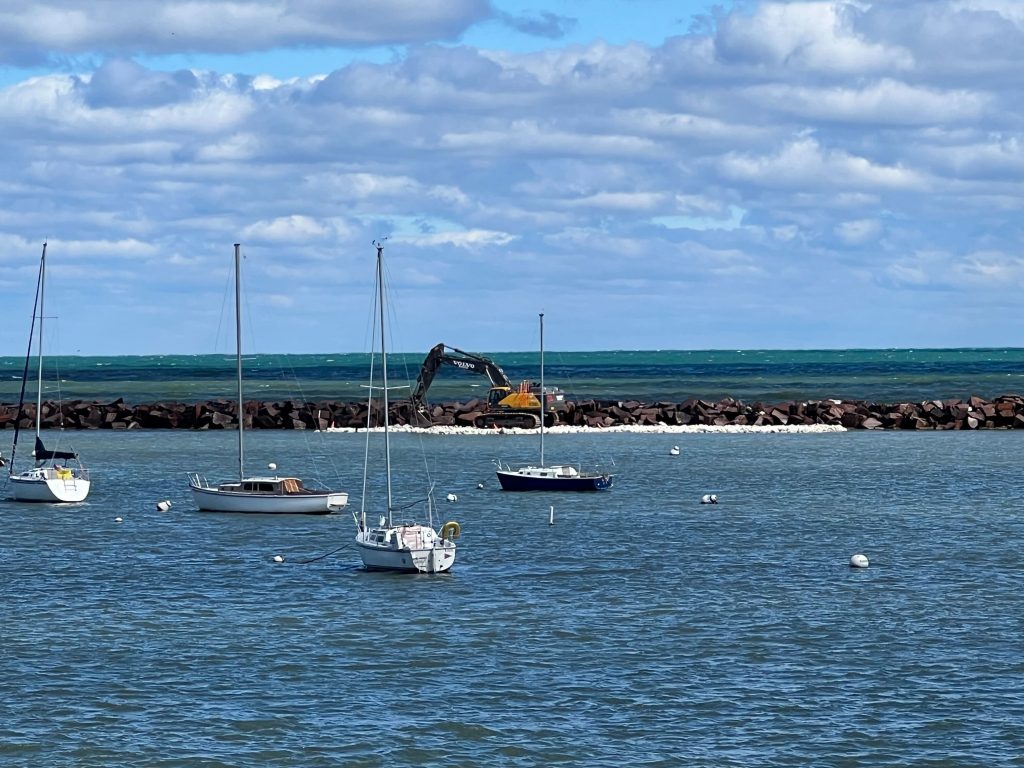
8 243 91 503
495 313 613 492
187 244 348 514
354 242 459 573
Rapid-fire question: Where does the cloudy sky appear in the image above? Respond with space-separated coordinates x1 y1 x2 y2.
1 0 1023 355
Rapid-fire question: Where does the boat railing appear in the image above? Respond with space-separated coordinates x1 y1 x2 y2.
186 472 210 489
64 466 90 482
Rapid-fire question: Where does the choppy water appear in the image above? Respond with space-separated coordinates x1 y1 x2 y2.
2 347 1024 404
2 428 1023 765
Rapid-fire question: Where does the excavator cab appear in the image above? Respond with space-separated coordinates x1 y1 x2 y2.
487 386 515 409
496 380 541 411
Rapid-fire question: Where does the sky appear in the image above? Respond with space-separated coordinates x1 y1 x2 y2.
2 0 1024 355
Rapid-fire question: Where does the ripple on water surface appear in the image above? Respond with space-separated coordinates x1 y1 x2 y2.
2 429 1024 765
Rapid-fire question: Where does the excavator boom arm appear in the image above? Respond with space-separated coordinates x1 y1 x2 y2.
411 344 513 406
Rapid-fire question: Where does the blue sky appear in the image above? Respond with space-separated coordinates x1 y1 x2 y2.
1 0 1024 355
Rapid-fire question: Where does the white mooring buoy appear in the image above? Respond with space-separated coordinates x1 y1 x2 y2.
273 555 284 563
477 482 484 490
114 517 123 523
850 553 869 568
700 494 718 505
446 493 458 502
549 505 555 526
669 445 680 456
156 499 172 512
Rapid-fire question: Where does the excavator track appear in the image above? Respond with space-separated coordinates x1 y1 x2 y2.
474 412 541 430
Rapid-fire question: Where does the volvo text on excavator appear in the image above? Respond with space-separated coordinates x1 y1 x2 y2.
410 343 567 429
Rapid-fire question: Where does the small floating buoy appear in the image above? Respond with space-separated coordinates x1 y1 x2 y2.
549 505 554 526
477 482 484 490
114 517 123 523
156 499 172 512
850 554 869 568
446 493 458 502
268 462 277 471
669 445 680 456
700 494 718 504
273 555 284 563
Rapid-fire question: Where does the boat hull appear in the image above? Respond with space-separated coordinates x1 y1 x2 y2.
355 525 456 573
189 484 349 514
10 472 91 503
496 468 613 492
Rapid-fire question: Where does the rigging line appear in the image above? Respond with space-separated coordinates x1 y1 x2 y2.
240 275 341 486
360 263 381 519
392 495 430 512
550 346 616 471
271 344 348 486
376 255 437 500
211 246 234 357
10 248 44 475
292 542 352 564
49 315 67 431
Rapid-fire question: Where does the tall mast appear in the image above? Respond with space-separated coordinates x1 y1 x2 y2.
10 244 45 475
35 243 46 439
377 242 393 524
539 311 544 467
234 243 244 481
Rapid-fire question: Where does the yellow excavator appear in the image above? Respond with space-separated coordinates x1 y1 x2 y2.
410 343 567 429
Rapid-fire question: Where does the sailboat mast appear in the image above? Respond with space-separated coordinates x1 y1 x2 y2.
10 244 45 476
377 243 393 524
539 311 544 467
35 243 46 439
234 243 244 482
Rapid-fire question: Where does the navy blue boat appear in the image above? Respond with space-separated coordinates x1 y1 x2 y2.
495 462 614 491
495 313 615 492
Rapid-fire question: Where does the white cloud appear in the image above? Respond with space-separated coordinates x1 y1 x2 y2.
1 1 1024 353
397 229 517 248
956 249 1024 285
242 215 330 243
745 79 988 125
567 192 665 211
720 138 925 191
713 1 913 74
0 1 491 62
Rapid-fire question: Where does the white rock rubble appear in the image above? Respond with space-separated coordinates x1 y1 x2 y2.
319 423 846 436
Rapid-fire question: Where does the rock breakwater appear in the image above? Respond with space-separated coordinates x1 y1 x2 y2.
0 394 1022 431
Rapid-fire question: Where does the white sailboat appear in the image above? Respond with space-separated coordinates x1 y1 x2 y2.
187 244 349 514
354 241 459 573
8 243 91 503
495 313 614 491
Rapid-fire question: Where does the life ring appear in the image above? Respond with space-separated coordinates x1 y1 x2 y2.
440 520 461 540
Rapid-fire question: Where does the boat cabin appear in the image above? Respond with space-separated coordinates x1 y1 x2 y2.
216 477 307 495
516 465 580 478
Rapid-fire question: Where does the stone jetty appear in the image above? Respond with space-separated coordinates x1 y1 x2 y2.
0 394 1021 431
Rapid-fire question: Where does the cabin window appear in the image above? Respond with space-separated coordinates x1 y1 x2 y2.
242 482 276 492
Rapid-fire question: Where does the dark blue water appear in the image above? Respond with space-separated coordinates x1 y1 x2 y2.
2 429 1023 765
2 348 1024 404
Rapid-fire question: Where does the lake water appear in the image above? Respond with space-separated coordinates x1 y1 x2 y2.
3 347 1024 404
2 428 1022 765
